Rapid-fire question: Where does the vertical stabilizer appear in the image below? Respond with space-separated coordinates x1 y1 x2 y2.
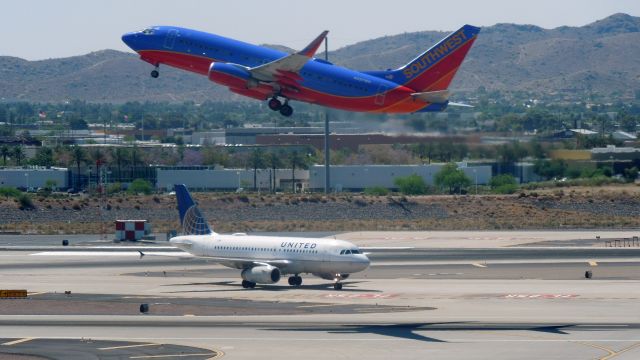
174 184 213 235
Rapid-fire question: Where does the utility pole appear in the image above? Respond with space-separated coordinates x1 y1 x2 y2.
324 36 331 194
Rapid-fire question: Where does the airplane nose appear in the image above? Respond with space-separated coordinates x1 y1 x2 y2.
121 32 139 50
358 255 370 270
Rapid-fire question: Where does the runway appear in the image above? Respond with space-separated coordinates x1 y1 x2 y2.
1 231 639 359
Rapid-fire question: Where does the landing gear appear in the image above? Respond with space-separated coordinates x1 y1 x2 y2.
288 275 302 286
268 98 282 111
150 66 159 78
333 282 343 290
241 280 256 289
279 103 293 117
267 97 293 117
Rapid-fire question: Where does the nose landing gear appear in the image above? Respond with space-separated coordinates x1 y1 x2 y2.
150 65 159 78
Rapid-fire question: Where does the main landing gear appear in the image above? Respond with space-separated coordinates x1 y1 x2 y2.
150 65 159 78
288 275 302 287
241 280 256 289
333 282 343 290
267 97 293 117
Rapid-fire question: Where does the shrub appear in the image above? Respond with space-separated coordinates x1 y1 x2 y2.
128 179 153 195
364 186 390 196
394 174 427 195
489 174 518 194
18 194 34 210
0 187 22 199
434 163 472 194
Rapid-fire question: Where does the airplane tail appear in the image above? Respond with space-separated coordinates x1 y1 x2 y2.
174 184 214 235
368 25 480 92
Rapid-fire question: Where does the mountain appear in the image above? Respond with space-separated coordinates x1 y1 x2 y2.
0 13 639 103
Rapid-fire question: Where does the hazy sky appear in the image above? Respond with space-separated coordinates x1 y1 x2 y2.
2 0 639 60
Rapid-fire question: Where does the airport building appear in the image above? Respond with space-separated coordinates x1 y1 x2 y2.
0 167 69 190
308 164 492 191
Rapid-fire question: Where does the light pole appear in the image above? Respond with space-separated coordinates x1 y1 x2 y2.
473 168 478 195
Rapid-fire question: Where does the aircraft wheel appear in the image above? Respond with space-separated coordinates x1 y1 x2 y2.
242 280 255 289
333 282 343 290
279 104 293 117
295 276 303 286
249 281 256 288
151 69 159 78
268 98 282 111
288 276 296 286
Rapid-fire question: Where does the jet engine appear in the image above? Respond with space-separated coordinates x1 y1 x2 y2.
241 265 281 284
208 62 259 89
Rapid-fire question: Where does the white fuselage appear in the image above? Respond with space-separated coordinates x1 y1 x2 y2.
170 233 370 277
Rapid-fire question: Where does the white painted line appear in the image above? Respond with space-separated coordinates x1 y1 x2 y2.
589 261 598 266
2 338 35 346
129 354 217 359
99 343 159 351
472 263 487 268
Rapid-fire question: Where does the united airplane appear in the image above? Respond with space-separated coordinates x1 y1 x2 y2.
121 25 480 117
166 184 370 290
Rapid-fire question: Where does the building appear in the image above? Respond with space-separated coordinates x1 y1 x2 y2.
0 167 69 190
156 166 309 191
308 164 492 191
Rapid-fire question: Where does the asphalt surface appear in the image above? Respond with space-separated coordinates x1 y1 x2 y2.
1 231 640 359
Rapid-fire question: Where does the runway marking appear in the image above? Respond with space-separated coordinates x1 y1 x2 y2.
183 314 196 317
589 261 598 266
600 342 640 360
27 292 46 296
324 293 399 299
129 353 218 359
472 263 487 268
2 337 35 346
298 304 337 308
503 294 578 299
99 343 160 350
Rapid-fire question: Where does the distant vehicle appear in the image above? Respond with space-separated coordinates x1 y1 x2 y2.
158 184 370 289
122 25 480 117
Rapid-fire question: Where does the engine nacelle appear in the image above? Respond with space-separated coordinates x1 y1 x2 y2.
241 265 281 284
208 62 258 89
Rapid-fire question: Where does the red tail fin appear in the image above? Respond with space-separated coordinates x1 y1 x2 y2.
396 25 480 92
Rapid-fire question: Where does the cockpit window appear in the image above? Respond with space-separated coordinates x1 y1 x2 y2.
351 249 360 254
142 28 155 35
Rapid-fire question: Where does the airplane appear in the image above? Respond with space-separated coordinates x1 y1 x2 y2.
164 184 370 290
121 25 480 117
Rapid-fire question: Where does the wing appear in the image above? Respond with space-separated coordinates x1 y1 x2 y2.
249 30 328 83
207 257 291 270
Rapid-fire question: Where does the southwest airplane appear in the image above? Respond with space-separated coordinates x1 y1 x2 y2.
122 25 480 117
166 184 370 290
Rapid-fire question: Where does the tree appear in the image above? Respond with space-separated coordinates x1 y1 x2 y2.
12 146 24 166
111 147 129 182
394 174 427 195
434 163 472 194
70 145 86 190
266 150 283 193
489 174 518 194
128 178 153 195
33 146 54 167
288 150 307 193
533 159 567 179
0 145 10 166
249 148 266 191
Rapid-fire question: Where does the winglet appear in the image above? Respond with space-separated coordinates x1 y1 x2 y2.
298 30 329 57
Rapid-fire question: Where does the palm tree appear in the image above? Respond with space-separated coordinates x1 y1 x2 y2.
12 146 24 166
70 145 86 190
266 151 283 193
288 150 308 193
0 145 10 166
249 148 266 191
111 147 129 182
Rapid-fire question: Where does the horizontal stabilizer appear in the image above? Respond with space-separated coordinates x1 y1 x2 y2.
411 90 450 103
